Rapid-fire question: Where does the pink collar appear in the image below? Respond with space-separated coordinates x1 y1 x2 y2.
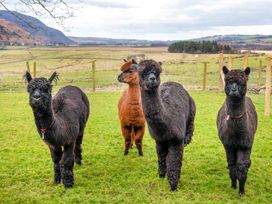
225 112 246 121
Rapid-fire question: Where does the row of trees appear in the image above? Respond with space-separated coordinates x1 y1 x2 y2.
168 40 233 54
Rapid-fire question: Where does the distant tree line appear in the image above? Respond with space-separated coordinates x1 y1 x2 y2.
168 40 233 53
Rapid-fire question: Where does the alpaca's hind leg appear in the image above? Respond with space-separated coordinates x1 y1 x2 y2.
74 134 83 165
166 140 183 191
156 141 168 178
134 126 145 156
50 147 63 184
224 146 237 189
237 149 251 196
122 125 132 155
60 143 75 188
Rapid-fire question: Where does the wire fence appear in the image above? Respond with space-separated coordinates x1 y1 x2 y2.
0 48 271 94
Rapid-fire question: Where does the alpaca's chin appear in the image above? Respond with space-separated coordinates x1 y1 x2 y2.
30 100 49 111
145 84 159 92
228 94 243 101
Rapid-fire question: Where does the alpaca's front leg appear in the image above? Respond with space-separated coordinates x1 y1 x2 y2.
166 140 183 191
60 143 75 188
50 147 63 184
156 141 168 178
121 125 132 155
224 146 237 189
237 149 251 196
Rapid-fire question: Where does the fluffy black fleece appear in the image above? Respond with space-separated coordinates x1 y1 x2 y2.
138 59 196 191
217 66 257 196
25 71 90 188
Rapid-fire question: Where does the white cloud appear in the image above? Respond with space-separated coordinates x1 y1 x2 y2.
2 0 272 40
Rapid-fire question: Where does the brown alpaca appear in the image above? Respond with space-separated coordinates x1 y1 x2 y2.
118 59 145 156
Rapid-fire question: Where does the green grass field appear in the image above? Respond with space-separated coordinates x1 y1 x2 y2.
0 91 271 203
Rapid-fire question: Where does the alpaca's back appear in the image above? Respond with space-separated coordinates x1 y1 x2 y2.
53 85 89 131
159 82 196 142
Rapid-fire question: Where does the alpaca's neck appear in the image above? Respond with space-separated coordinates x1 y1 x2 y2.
226 96 246 117
127 84 141 104
33 104 54 129
141 88 165 124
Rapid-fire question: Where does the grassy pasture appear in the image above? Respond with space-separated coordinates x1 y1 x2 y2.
0 91 271 203
0 47 269 91
0 46 271 203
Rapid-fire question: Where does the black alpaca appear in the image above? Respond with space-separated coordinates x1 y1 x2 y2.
217 66 257 196
138 59 196 191
25 71 90 188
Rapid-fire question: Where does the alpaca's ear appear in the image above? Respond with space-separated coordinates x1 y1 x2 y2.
48 72 58 84
24 71 32 83
244 67 250 76
123 59 127 63
131 59 137 64
222 66 229 75
158 61 162 65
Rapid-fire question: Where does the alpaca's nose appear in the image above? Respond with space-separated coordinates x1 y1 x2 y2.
230 83 238 91
33 90 41 99
118 73 124 82
229 83 239 96
148 73 156 82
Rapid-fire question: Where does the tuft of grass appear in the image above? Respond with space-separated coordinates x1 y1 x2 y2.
0 91 271 203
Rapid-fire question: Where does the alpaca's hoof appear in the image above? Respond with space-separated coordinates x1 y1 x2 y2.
239 191 245 197
124 150 129 156
159 172 166 178
64 182 74 189
138 151 143 156
75 158 82 165
170 186 178 192
239 186 245 196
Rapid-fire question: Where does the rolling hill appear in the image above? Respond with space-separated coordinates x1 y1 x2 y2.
69 36 171 47
192 35 272 50
0 10 74 45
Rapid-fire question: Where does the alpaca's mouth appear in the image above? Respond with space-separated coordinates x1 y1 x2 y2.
33 97 41 101
31 100 41 106
30 98 44 108
229 91 240 98
147 82 159 89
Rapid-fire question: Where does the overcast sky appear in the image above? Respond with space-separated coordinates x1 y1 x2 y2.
3 0 272 40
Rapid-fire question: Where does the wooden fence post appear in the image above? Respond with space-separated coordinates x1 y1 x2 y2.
243 54 249 68
218 53 224 91
265 57 271 116
258 59 262 87
203 62 208 91
33 62 37 78
228 56 233 69
92 61 96 92
26 61 30 72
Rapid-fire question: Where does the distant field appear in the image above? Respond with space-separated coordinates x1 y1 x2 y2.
0 46 270 92
0 91 271 203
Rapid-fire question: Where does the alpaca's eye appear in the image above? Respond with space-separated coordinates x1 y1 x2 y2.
28 86 34 92
41 86 49 92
